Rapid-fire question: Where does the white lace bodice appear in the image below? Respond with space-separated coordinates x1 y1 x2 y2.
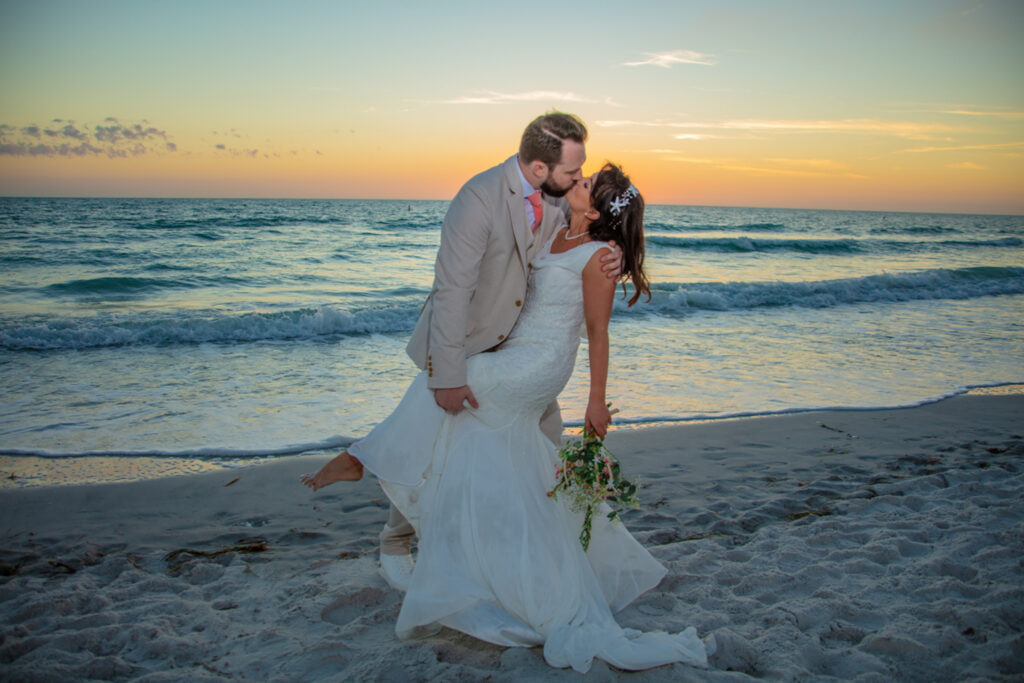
508 237 612 349
459 236 612 423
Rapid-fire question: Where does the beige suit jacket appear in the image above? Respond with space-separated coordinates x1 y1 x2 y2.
406 155 567 389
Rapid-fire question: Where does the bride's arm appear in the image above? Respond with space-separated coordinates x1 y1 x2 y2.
581 248 618 438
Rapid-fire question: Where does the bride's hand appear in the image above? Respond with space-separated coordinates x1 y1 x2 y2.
584 399 612 439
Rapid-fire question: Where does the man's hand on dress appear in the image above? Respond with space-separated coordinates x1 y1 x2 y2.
600 240 625 280
434 385 479 413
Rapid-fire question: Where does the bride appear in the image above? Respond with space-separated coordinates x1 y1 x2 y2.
302 164 709 673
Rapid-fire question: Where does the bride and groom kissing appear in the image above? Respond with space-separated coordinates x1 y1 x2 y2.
302 112 710 673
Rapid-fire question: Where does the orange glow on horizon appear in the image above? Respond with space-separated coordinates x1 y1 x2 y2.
2 143 1022 215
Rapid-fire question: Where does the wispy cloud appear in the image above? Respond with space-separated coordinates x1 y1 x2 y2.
674 133 727 141
763 158 851 171
941 109 1024 119
624 50 716 67
901 141 1024 153
441 90 617 106
214 144 261 158
599 118 955 138
207 128 267 157
211 128 243 139
890 104 1024 120
719 164 867 179
0 117 176 157
947 161 987 170
666 157 717 165
667 155 866 178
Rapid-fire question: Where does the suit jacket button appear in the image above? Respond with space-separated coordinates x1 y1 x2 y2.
515 300 522 307
497 334 505 341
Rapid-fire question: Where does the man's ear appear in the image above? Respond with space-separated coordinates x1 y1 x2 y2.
530 160 549 181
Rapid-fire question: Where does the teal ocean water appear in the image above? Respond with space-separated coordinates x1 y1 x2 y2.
1 198 1022 481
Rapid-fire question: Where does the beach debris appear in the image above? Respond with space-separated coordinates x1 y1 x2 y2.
898 454 942 467
819 422 858 438
0 548 32 577
785 507 832 521
164 538 269 575
224 476 241 487
0 547 100 577
644 528 684 546
680 530 725 542
46 559 77 574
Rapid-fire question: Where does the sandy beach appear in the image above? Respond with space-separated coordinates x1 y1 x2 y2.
1 394 1021 681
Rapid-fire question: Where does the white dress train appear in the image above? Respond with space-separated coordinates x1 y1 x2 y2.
348 237 708 673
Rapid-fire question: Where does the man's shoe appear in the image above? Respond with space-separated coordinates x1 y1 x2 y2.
379 552 415 591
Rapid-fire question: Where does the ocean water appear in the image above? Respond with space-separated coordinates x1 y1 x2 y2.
1 197 1022 485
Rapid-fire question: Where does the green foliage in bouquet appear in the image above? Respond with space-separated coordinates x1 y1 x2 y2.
547 432 640 551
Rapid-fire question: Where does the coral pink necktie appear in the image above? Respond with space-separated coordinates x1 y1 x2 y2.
528 191 543 232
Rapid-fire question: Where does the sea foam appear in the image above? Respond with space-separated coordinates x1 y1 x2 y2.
643 266 1024 314
6 267 1023 350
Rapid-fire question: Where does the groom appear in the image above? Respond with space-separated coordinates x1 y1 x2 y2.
380 112 622 587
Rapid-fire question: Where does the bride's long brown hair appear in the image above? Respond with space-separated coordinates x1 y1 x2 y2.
586 163 651 306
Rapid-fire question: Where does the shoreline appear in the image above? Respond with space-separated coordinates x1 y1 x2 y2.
1 394 1021 679
3 383 1022 490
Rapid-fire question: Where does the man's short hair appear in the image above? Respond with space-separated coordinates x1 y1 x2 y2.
519 112 588 166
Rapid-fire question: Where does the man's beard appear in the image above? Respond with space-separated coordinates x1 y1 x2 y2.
540 177 573 198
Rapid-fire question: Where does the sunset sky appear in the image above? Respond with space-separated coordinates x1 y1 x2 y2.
1 0 1022 213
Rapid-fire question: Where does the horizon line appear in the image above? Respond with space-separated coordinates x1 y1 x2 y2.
1 195 1022 217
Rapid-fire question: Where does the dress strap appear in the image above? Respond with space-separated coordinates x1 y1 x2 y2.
567 240 612 273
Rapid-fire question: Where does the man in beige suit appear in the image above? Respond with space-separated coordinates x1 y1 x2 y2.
379 112 621 587
302 112 619 587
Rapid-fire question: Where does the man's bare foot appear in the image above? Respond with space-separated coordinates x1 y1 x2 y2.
300 451 364 491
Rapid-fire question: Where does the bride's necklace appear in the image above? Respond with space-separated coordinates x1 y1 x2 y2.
563 227 589 241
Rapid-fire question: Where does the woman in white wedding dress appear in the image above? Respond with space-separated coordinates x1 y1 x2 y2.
302 164 709 673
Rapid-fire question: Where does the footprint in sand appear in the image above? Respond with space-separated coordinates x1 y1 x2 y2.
321 586 395 626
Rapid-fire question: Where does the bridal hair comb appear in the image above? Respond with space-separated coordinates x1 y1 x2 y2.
608 185 638 216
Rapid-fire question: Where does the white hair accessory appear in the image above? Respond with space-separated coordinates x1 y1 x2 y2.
609 185 638 216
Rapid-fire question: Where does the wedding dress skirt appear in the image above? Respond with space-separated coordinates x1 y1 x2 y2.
349 238 708 673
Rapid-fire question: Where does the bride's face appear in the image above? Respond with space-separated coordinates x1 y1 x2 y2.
567 173 596 215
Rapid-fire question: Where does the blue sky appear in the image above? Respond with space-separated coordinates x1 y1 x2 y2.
1 0 1022 212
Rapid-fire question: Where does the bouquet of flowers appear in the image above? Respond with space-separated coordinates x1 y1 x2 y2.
547 431 640 551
